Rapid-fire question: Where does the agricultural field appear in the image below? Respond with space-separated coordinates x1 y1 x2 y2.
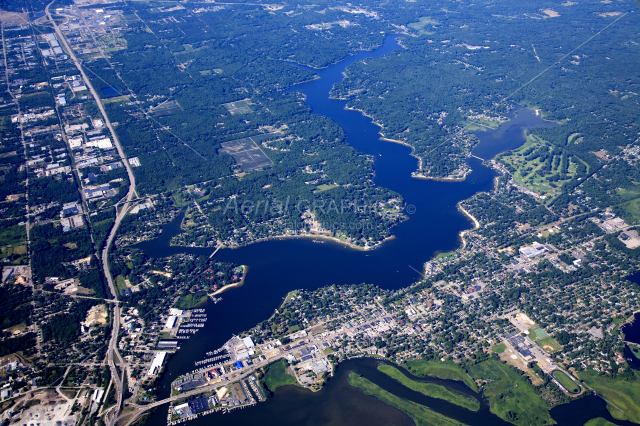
222 99 253 115
219 136 273 172
497 135 585 201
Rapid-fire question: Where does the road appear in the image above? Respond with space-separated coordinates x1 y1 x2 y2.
45 3 138 424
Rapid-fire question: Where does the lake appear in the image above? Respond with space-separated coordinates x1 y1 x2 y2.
133 34 595 425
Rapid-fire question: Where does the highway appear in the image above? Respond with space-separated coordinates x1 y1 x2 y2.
45 2 138 424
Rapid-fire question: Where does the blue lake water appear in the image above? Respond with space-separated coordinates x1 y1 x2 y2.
132 35 627 425
101 87 120 96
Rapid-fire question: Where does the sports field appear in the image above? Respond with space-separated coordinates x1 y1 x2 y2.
220 135 274 171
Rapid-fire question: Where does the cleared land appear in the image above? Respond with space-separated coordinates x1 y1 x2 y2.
348 373 467 426
219 136 274 172
222 99 253 115
377 364 480 411
552 370 579 393
576 369 640 423
407 17 440 34
404 359 478 392
467 359 552 426
263 359 299 392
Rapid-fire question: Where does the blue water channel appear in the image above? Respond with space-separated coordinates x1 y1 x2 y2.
132 35 631 425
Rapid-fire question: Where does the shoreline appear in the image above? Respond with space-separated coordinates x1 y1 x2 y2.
216 232 397 253
209 265 248 296
412 167 472 182
457 204 480 249
344 106 425 172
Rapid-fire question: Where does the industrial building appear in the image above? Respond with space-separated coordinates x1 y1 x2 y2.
148 352 167 376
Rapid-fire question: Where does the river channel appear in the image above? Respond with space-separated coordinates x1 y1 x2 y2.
133 35 629 425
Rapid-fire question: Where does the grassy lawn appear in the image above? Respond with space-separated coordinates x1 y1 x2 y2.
576 369 640 423
552 370 580 393
263 359 298 392
173 293 208 310
404 359 477 392
377 364 479 411
115 275 128 293
536 336 562 353
492 343 507 354
467 359 552 426
283 290 298 305
497 135 580 201
348 372 467 426
436 251 457 260
315 184 337 192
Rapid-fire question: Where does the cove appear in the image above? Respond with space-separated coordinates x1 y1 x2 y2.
135 34 557 408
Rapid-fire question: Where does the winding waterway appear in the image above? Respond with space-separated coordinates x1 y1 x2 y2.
133 35 628 425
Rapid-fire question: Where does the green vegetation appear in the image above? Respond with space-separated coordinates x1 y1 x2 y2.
577 369 640 423
407 17 440 35
629 345 640 361
173 293 208 310
537 337 562 353
348 372 467 426
436 251 457 260
467 359 552 426
492 343 506 354
404 359 477 392
263 359 298 392
498 135 579 201
377 364 479 411
0 225 26 247
552 370 579 394
583 418 617 426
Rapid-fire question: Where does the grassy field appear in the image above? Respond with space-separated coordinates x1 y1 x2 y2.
492 343 507 354
173 293 208 310
576 369 640 423
377 364 479 411
115 275 128 293
407 16 440 35
0 224 26 246
315 184 337 192
583 418 617 426
536 336 562 353
348 373 467 426
101 95 130 104
467 359 552 426
552 370 580 393
263 359 299 392
404 359 477 392
497 135 581 201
